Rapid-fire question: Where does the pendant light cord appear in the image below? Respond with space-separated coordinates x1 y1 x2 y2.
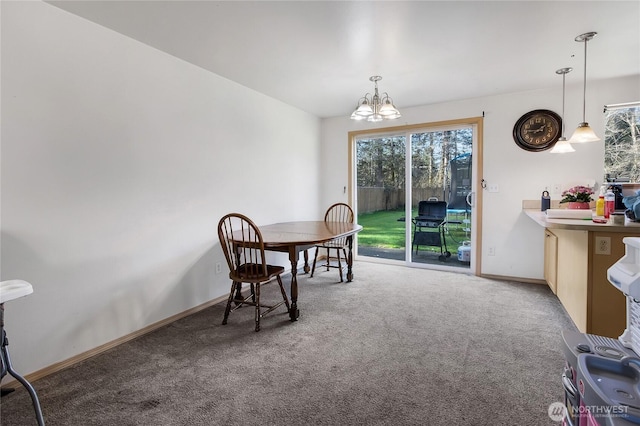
581 39 588 122
562 72 566 135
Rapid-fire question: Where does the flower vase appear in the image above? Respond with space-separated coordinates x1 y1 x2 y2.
567 202 590 210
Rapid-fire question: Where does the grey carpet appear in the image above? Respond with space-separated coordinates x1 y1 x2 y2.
1 261 575 425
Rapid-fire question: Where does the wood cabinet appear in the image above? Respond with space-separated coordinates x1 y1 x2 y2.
589 231 627 337
525 209 640 338
544 227 627 338
544 229 558 294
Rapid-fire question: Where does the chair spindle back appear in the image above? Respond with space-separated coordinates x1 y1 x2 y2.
218 213 267 279
324 203 354 246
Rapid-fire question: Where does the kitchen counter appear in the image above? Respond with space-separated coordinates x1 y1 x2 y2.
524 209 640 233
523 203 640 338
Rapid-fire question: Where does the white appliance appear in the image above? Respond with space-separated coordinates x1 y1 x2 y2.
560 237 640 426
608 237 640 353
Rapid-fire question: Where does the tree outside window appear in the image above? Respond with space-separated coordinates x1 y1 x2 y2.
604 104 640 182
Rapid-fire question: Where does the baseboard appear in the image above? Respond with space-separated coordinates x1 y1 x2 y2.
481 273 547 285
2 294 229 388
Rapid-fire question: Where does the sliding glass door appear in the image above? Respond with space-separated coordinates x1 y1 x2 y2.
353 120 479 272
408 128 473 268
355 134 407 261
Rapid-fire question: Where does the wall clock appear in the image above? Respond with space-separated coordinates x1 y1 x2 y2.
512 109 562 152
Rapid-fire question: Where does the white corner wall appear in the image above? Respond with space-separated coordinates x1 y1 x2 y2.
1 1 321 376
321 75 639 280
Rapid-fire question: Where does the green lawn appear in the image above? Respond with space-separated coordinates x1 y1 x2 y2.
357 208 407 248
357 208 469 252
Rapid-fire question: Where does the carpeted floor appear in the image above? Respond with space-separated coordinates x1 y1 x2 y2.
1 261 575 425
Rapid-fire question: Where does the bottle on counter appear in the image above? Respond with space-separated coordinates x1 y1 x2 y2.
596 193 605 217
604 187 615 218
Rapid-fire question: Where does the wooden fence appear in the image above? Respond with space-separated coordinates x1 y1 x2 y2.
357 187 444 213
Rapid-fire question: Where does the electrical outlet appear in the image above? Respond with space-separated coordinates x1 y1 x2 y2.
488 247 495 256
216 262 222 274
553 184 561 195
595 236 611 255
488 184 499 193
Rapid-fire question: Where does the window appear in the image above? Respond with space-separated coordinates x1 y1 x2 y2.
604 102 640 182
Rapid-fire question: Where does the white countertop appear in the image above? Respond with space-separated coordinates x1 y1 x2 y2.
524 209 640 233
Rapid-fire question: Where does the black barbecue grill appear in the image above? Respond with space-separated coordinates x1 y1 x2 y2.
412 200 451 261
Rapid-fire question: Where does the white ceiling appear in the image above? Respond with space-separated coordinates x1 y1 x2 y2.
47 1 640 119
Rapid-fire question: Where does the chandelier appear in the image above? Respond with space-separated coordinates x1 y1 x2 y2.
350 76 401 122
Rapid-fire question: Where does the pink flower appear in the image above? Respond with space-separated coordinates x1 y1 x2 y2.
560 185 594 203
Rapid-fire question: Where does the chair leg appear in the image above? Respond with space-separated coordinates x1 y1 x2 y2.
222 281 239 325
276 275 291 311
311 246 320 278
336 248 344 282
254 283 261 332
233 282 243 305
325 248 331 271
1 330 45 426
250 283 256 303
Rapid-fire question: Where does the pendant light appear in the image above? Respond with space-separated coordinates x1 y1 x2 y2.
550 67 575 154
569 32 600 143
350 76 401 122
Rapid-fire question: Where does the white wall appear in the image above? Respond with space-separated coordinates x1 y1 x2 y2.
1 1 321 376
321 75 639 279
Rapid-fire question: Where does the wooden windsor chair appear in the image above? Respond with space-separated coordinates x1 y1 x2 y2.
310 203 355 282
217 213 290 332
